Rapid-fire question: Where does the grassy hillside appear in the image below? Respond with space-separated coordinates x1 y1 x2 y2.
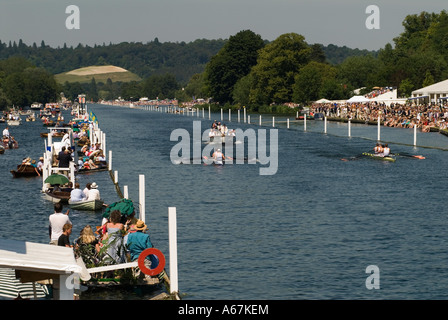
55 65 141 84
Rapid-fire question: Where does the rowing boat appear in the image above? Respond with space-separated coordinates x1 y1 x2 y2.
362 152 396 162
68 199 104 211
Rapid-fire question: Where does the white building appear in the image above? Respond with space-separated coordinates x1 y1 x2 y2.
411 79 448 104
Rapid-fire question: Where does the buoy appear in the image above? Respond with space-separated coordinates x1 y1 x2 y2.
138 248 166 276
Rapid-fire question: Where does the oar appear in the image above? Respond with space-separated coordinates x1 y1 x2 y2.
341 153 367 161
392 153 425 159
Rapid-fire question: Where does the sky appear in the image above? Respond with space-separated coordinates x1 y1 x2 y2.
0 0 447 51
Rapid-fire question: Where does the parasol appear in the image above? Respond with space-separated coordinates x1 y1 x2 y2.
44 173 70 185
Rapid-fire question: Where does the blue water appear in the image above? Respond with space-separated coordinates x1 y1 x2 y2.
2 105 448 300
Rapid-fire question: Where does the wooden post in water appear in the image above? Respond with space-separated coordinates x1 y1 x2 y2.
168 207 179 295
139 175 145 223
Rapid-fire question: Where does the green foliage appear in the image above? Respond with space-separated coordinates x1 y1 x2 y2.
0 56 59 108
292 61 337 103
204 30 264 104
249 33 311 105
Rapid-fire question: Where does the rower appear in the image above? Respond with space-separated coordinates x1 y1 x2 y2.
212 148 225 165
383 144 390 157
373 143 382 154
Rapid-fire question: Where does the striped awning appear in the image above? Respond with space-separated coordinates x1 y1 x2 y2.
0 268 49 299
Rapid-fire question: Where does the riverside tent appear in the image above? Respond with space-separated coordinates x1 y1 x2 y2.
346 95 370 103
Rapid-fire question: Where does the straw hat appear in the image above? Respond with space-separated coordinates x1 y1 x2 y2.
91 182 98 189
133 220 148 231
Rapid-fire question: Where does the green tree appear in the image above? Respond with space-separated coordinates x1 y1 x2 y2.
248 33 311 105
398 78 414 97
293 61 337 103
204 29 264 103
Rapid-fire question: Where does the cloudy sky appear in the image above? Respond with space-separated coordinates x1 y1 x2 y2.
0 0 446 50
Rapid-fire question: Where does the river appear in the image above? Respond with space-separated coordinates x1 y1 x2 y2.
1 104 448 299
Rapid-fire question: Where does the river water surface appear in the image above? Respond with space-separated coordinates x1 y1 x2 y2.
1 104 448 300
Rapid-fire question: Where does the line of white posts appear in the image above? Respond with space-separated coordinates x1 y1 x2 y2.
140 105 420 146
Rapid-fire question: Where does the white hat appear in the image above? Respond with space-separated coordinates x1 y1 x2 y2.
91 182 98 189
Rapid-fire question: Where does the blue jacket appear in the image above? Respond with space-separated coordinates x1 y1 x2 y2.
124 231 153 261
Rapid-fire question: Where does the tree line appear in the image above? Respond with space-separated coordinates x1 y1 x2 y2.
1 10 446 110
198 10 448 111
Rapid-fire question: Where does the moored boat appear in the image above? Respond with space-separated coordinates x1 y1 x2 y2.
68 199 104 211
10 164 41 178
362 152 396 162
44 188 72 203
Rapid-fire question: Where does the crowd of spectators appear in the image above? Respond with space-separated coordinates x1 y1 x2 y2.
310 101 448 132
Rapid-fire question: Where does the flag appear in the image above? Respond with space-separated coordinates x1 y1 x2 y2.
89 111 98 125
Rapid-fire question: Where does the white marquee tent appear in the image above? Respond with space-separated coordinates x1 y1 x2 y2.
411 79 448 103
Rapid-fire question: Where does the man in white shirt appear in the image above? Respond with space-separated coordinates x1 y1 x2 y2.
87 182 101 200
49 203 71 245
2 127 9 138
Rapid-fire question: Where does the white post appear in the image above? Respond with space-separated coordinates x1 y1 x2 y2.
304 114 307 131
259 115 262 126
229 109 231 122
108 150 112 170
296 111 298 119
272 116 275 127
287 118 289 129
248 115 250 124
208 106 211 120
202 108 204 118
414 125 417 146
244 108 246 123
220 108 223 121
348 120 351 137
114 170 118 184
324 117 327 133
123 186 129 199
139 175 145 223
377 115 381 141
168 207 179 295
238 110 240 123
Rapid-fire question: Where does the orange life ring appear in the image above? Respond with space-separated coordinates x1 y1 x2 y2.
137 248 166 276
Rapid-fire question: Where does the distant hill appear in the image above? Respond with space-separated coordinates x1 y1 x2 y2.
54 65 141 84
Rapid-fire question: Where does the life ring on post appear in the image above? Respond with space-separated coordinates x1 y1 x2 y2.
137 248 166 276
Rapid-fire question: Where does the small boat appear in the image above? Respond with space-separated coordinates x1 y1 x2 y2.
0 146 4 154
77 164 109 174
31 102 43 109
7 119 21 126
295 115 314 120
68 199 104 211
362 152 396 162
1 139 18 149
44 188 72 203
10 164 41 178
